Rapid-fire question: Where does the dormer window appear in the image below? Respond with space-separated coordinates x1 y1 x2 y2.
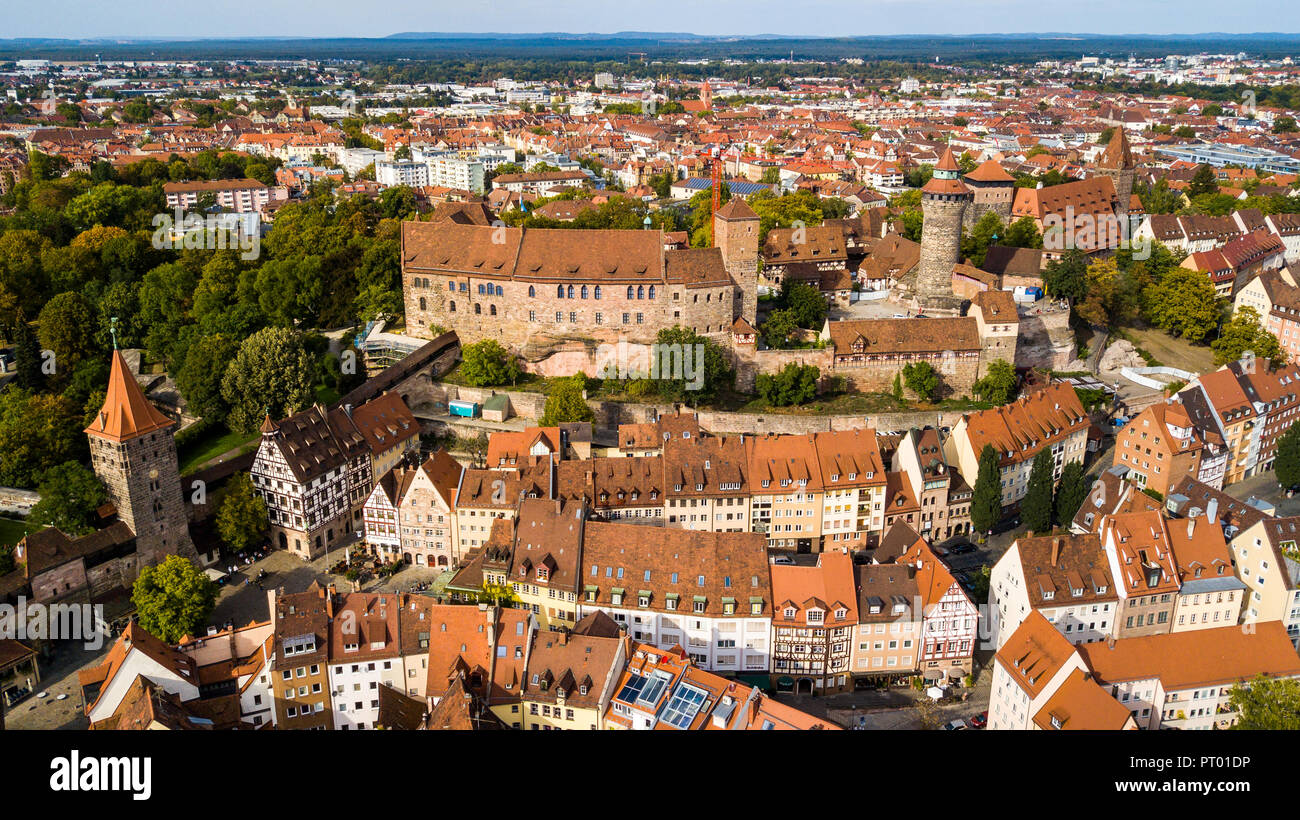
807 610 824 624
834 608 847 620
537 567 549 582
784 607 796 619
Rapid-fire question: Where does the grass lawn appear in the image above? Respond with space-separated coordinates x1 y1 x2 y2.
0 516 29 547
1119 326 1215 375
177 425 259 474
315 384 341 406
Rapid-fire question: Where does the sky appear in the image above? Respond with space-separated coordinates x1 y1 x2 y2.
0 0 1296 39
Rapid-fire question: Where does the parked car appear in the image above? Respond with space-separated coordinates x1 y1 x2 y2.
944 719 967 731
969 711 988 729
770 555 795 565
948 542 976 555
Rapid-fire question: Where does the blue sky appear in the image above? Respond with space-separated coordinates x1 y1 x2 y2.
0 0 1295 39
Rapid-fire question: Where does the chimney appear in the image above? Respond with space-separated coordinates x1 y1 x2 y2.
344 403 353 418
1207 497 1219 525
1187 516 1196 538
559 630 568 646
1051 537 1062 567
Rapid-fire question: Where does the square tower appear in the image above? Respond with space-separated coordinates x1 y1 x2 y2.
714 197 760 325
85 351 197 568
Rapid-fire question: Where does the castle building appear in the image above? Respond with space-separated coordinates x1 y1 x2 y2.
85 349 197 569
401 215 743 375
915 147 970 316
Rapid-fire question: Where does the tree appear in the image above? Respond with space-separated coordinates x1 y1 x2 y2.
1188 163 1218 198
756 363 819 406
540 376 595 426
0 389 83 488
1041 249 1088 302
220 327 317 433
1143 268 1222 343
970 445 1004 535
961 210 1004 268
653 326 733 403
27 461 107 536
11 311 43 390
902 361 939 402
459 339 521 387
176 333 240 422
37 291 100 378
1054 461 1090 525
1228 675 1300 730
778 279 828 330
1022 448 1056 535
216 473 269 553
132 555 218 644
1276 422 1300 490
973 359 1017 405
760 309 800 349
1213 306 1284 366
1273 116 1298 134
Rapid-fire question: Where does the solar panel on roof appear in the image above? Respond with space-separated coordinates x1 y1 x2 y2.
616 674 646 704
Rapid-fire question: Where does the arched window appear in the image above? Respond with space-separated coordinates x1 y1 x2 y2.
581 285 589 299
474 303 481 314
495 285 503 296
448 281 455 291
567 285 575 299
627 286 634 299
637 285 644 300
594 286 602 300
449 301 456 312
528 285 536 298
490 304 497 316
557 285 564 299
648 285 656 299
419 297 426 311
477 284 485 295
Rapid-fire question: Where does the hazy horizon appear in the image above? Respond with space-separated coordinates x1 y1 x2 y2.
2 0 1297 40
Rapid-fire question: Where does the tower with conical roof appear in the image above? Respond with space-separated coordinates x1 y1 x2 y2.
915 147 970 315
85 348 197 568
1096 127 1136 225
962 158 1015 230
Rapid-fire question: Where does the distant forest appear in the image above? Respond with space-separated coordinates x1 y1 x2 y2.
4 33 1300 67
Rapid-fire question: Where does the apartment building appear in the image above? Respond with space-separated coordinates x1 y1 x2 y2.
945 383 1090 510
747 433 824 551
513 625 626 730
480 498 584 631
770 550 858 694
1178 369 1262 486
851 563 922 680
1079 622 1300 730
892 427 970 542
577 521 772 675
362 449 460 567
1114 402 1208 498
896 538 978 681
268 584 334 730
603 641 836 730
988 612 1123 731
1229 516 1300 644
326 592 404 730
1101 512 1181 638
1168 514 1246 632
162 177 270 213
989 532 1119 649
664 435 752 535
1224 354 1300 475
812 429 888 550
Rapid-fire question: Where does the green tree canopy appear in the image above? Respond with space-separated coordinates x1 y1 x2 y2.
756 363 819 406
459 339 522 387
132 555 218 644
1142 267 1222 343
1021 447 1056 535
1054 461 1091 526
220 326 317 433
973 359 1017 405
902 360 939 402
970 444 1003 534
27 461 107 536
216 473 270 553
1213 306 1284 366
1229 675 1300 730
1275 422 1300 491
540 376 595 426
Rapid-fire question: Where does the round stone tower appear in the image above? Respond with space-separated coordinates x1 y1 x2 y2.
915 147 970 315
